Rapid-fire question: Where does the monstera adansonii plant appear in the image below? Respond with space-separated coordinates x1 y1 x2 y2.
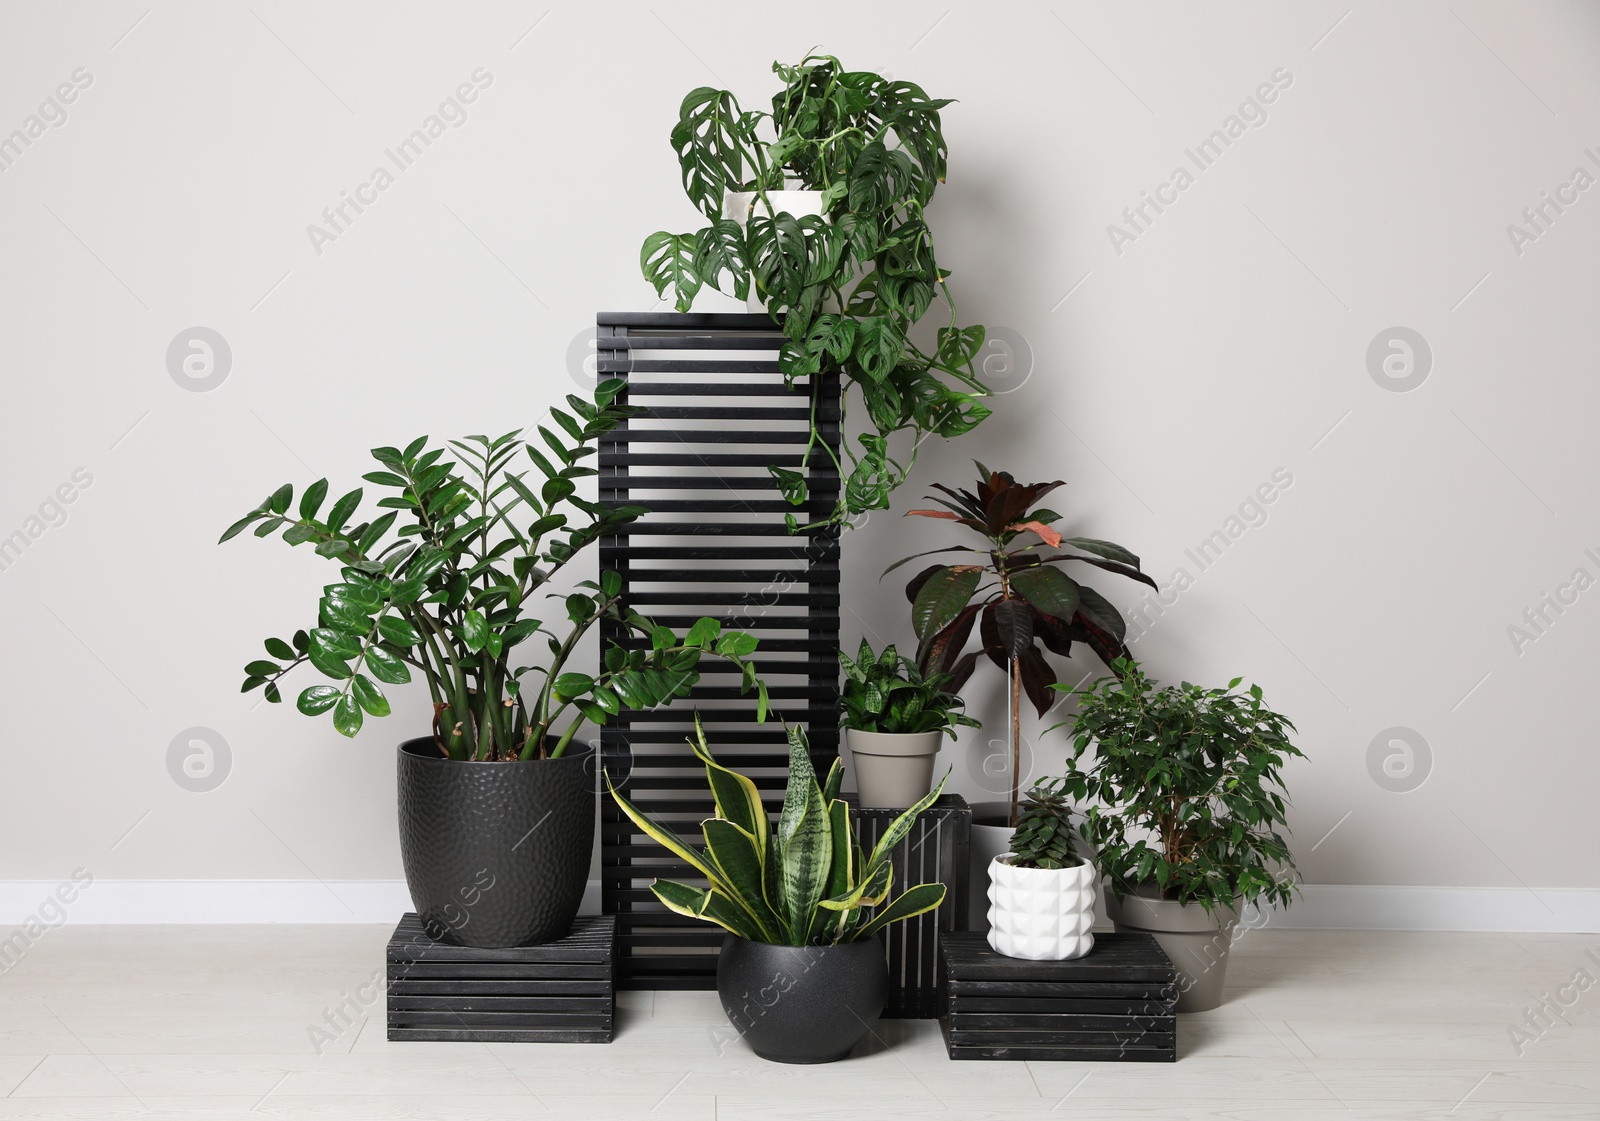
888 465 1157 822
639 52 992 530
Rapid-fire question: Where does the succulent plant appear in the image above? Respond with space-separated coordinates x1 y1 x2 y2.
1008 785 1081 870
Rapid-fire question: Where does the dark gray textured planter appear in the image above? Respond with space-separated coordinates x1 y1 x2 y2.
717 935 888 1063
396 737 595 949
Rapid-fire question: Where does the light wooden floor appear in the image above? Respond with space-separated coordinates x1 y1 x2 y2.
0 925 1596 1119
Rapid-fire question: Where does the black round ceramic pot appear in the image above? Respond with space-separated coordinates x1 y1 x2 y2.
716 935 889 1063
396 737 595 948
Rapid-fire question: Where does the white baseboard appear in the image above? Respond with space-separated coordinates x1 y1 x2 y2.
0 879 603 926
1 881 1595 932
1265 885 1600 933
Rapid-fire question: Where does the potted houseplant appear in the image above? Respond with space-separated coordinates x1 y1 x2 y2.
839 638 977 809
887 464 1155 925
987 783 1097 961
640 52 993 529
222 379 768 949
608 719 949 1064
1050 660 1303 1011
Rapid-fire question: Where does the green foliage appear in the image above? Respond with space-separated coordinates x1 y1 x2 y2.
838 638 977 737
1007 785 1081 870
640 53 992 528
1048 660 1303 914
608 719 949 945
222 380 769 760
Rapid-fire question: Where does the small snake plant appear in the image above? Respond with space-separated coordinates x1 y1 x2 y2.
608 719 948 945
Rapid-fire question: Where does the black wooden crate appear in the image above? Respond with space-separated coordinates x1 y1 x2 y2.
386 914 615 1043
939 932 1176 1061
595 312 842 990
854 794 970 1019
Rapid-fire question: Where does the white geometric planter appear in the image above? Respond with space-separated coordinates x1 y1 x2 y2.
985 855 1097 961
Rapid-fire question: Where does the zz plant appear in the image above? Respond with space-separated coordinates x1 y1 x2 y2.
838 638 977 737
222 379 768 761
888 464 1156 822
641 52 992 528
608 719 948 945
1049 660 1302 914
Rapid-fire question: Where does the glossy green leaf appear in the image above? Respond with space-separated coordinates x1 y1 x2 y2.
297 685 341 715
326 488 362 531
376 615 420 647
219 513 261 543
459 610 488 653
299 478 329 520
716 632 758 658
351 673 390 717
332 692 363 737
364 644 410 685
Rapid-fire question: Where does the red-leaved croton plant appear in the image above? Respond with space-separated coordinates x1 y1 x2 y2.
886 464 1157 822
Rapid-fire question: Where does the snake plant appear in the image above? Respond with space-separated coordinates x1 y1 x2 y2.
608 719 948 945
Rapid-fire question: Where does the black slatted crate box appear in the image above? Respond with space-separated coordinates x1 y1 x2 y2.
386 914 615 1043
854 794 970 1019
939 932 1177 1061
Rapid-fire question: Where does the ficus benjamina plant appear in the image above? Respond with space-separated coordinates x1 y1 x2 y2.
640 52 992 530
608 719 949 945
887 464 1157 823
221 378 769 762
1046 660 1303 914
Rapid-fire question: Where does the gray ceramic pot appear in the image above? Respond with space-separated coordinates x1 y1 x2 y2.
1103 887 1242 1012
966 800 1014 933
717 936 888 1063
844 729 943 809
396 737 595 948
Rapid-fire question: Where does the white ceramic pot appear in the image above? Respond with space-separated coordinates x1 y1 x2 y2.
721 190 827 311
986 855 1097 961
966 801 1014 933
843 729 942 810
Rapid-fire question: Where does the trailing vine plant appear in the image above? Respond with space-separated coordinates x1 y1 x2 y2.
640 52 993 530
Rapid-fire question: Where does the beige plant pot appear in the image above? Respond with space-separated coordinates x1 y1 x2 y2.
1103 888 1242 1013
986 855 1097 961
721 190 827 311
844 729 942 810
966 801 1014 933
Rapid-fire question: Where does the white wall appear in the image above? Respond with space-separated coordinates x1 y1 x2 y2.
2 2 1596 915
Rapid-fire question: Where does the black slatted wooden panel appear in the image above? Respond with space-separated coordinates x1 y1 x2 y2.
596 312 841 990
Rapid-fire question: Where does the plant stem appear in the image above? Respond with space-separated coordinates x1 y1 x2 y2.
1010 655 1022 828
